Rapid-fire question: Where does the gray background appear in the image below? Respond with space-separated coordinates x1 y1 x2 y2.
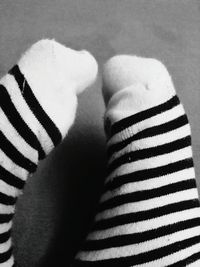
0 0 199 266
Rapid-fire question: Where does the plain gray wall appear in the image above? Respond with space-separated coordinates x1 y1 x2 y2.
0 0 199 266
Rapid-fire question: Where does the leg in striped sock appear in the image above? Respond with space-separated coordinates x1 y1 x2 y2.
0 39 98 266
73 55 200 266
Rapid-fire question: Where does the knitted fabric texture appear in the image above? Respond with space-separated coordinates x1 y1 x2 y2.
0 39 97 266
74 57 200 266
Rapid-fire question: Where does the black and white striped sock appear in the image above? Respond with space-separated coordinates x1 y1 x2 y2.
0 39 97 266
73 55 200 266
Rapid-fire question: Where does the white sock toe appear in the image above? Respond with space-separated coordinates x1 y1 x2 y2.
18 39 98 137
103 55 176 125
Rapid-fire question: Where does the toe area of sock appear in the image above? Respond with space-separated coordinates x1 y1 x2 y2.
102 55 175 106
18 39 98 136
103 55 178 130
50 41 98 95
67 49 98 95
19 39 98 95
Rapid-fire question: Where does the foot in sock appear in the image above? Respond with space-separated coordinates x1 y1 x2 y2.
0 39 98 266
73 55 200 266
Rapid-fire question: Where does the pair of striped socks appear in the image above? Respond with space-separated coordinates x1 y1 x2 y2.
0 40 199 266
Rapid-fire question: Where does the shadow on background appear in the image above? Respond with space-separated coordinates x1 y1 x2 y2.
39 125 107 267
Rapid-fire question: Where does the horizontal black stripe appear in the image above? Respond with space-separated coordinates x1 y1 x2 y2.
0 247 12 263
0 131 37 173
74 235 200 267
0 83 45 160
167 251 200 266
108 135 191 175
0 230 11 244
93 199 200 231
104 158 194 192
83 217 200 251
0 165 25 190
0 214 13 224
110 95 180 137
0 192 16 206
9 65 62 147
98 179 196 212
108 114 188 159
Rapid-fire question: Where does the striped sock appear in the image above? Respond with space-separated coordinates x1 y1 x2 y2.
0 39 97 266
73 56 200 266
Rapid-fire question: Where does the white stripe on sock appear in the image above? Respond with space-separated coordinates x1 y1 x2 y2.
0 256 14 267
96 188 199 221
0 107 38 164
88 208 200 240
0 148 28 182
109 123 191 165
101 167 195 202
0 238 12 253
0 204 14 215
107 103 185 147
1 74 54 153
78 226 200 261
107 146 192 182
